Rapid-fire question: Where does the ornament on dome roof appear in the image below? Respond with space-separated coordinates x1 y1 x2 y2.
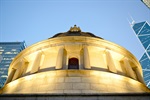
69 25 81 32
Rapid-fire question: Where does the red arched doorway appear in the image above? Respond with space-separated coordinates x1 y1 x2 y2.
68 58 79 69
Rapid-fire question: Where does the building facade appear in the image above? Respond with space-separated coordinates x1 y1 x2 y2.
0 41 26 88
0 25 149 94
132 21 150 88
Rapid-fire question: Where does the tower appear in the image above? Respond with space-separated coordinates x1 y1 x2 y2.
131 21 150 88
0 41 26 88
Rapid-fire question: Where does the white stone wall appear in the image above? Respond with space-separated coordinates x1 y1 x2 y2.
1 70 150 94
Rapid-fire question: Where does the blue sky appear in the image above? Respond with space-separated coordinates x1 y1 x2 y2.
0 0 150 60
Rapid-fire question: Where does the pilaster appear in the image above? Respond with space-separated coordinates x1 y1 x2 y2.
56 47 64 69
123 58 136 79
105 49 117 73
31 51 43 73
83 45 91 69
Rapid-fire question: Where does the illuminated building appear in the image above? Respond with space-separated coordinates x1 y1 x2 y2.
131 21 150 88
0 42 26 88
0 25 149 99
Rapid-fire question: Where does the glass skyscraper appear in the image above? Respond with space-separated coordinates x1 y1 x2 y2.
0 41 26 88
132 21 150 88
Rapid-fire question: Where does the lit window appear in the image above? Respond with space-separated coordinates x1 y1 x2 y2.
1 75 8 78
1 60 11 63
0 68 7 70
5 52 12 54
0 50 4 51
13 52 18 54
3 58 11 60
11 49 16 51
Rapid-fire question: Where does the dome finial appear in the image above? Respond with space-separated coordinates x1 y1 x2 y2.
69 25 81 32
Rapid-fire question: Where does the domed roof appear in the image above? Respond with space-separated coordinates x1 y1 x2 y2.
51 25 103 39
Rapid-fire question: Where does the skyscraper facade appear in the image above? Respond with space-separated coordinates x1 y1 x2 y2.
0 41 26 88
132 21 150 88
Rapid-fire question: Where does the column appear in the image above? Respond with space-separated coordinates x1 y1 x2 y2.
21 59 29 76
55 47 64 69
12 67 21 81
99 51 107 69
10 61 23 81
123 58 136 79
105 49 117 73
5 69 16 84
83 45 91 69
30 51 43 73
134 68 145 84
